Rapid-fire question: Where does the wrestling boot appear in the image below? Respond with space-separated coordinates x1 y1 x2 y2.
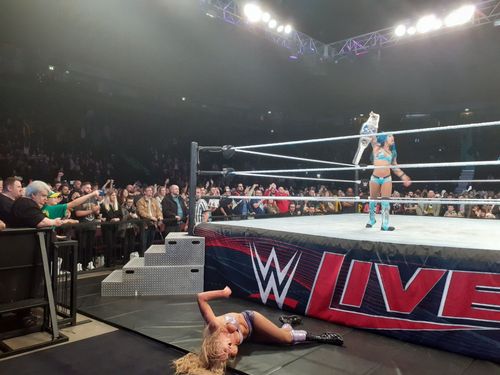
279 315 302 326
365 201 377 228
306 332 344 346
380 200 395 231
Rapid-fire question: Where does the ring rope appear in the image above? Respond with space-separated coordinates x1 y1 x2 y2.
391 179 500 184
235 149 354 167
235 120 500 150
234 160 500 175
233 172 361 184
232 173 500 185
213 195 500 206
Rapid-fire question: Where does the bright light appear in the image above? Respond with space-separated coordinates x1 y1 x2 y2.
261 12 271 23
243 3 262 23
444 5 476 27
394 24 406 37
48 65 55 71
206 13 214 18
407 26 417 35
181 97 186 101
277 25 284 33
268 19 277 29
416 15 440 33
284 24 293 34
267 110 272 114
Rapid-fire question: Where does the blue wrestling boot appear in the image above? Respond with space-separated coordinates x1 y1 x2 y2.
366 201 376 228
380 200 395 231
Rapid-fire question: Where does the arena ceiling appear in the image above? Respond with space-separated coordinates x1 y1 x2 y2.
1 0 499 116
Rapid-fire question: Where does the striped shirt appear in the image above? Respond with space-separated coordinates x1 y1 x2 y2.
195 199 210 225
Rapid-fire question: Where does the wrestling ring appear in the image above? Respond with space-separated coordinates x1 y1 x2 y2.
188 116 500 363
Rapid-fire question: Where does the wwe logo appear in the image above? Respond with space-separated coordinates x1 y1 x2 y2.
250 243 301 309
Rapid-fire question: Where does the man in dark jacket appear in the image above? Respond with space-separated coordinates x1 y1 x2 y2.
161 184 187 233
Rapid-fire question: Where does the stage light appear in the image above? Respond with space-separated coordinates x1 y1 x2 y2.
416 15 440 33
48 65 55 71
268 19 277 29
181 97 186 101
243 3 262 23
267 110 272 114
407 26 416 35
394 24 406 37
277 25 284 33
262 12 271 23
284 24 293 34
444 5 476 27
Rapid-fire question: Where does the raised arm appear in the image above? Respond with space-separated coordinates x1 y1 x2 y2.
197 287 232 327
67 190 99 210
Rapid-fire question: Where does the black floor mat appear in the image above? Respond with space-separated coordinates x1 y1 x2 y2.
0 329 239 375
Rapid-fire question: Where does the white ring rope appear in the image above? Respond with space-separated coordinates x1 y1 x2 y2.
235 149 354 167
234 160 500 175
234 172 361 184
232 173 500 185
391 179 500 184
235 120 500 150
215 195 500 206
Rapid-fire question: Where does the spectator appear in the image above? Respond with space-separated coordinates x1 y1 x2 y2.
10 180 67 228
0 176 23 226
286 202 301 216
341 187 356 213
162 184 187 233
218 186 233 219
194 187 210 225
416 190 441 216
248 189 265 216
444 205 458 217
265 198 280 215
155 186 167 205
137 185 163 248
73 181 100 270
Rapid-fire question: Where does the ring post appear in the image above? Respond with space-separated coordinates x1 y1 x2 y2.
188 141 198 235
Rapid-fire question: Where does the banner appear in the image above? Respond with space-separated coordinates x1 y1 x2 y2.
195 223 500 363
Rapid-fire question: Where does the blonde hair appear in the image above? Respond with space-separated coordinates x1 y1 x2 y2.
173 327 228 375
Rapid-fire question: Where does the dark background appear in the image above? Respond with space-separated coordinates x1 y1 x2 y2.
0 0 499 184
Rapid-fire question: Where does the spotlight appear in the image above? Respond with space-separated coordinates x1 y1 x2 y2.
243 3 262 23
277 25 284 33
267 110 272 114
444 5 476 27
407 26 417 35
416 15 440 34
284 24 293 34
181 97 186 101
48 65 55 71
268 19 277 29
261 12 271 23
394 24 406 37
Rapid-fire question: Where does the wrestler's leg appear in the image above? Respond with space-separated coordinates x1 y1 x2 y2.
380 181 394 231
250 312 343 346
367 180 381 227
249 312 293 344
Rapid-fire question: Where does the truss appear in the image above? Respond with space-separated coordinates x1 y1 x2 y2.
200 0 500 62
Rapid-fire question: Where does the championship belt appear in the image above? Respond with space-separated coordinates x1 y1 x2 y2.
352 112 380 165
